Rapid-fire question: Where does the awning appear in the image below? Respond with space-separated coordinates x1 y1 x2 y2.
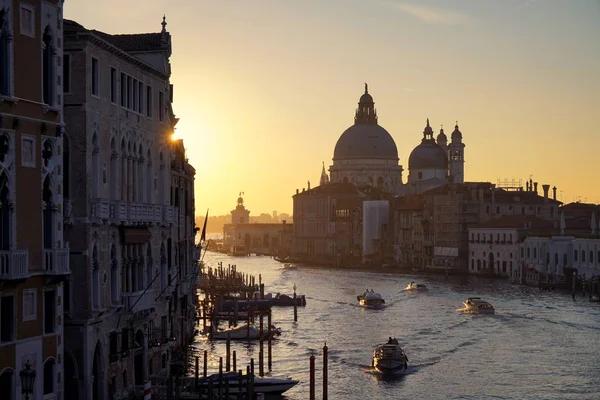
121 228 152 244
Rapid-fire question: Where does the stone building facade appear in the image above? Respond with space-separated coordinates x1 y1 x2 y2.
0 1 70 399
61 18 194 400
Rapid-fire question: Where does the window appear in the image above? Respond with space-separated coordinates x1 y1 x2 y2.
21 135 36 168
132 78 138 111
110 68 117 103
138 81 143 113
42 27 55 105
159 91 164 121
44 290 56 334
127 76 132 109
22 289 37 322
574 250 578 262
161 315 167 340
0 295 15 342
63 54 71 93
0 369 14 400
120 73 126 106
582 250 585 263
91 57 99 96
43 359 55 394
121 328 130 355
146 86 152 117
19 4 35 38
417 172 422 180
0 8 12 96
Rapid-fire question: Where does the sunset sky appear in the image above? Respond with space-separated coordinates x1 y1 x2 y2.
65 0 600 216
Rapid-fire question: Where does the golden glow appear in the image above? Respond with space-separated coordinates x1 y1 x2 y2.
64 1 600 216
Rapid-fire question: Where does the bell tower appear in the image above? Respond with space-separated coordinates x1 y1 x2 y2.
231 192 250 225
448 122 465 183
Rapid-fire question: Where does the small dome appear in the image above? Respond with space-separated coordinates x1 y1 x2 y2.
437 128 447 143
334 124 398 160
409 141 448 170
452 123 462 140
359 92 373 104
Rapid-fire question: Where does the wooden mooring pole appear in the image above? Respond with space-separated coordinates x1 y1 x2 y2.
323 342 328 400
309 354 315 400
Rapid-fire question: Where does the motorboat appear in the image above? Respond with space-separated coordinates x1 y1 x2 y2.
194 372 299 395
460 297 495 314
282 263 297 269
357 289 385 308
372 338 409 374
405 282 429 292
271 293 307 307
209 323 281 340
590 294 599 303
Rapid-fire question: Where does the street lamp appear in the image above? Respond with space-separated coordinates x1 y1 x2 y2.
20 359 36 400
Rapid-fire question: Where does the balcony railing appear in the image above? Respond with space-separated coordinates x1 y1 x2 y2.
112 201 128 222
44 248 70 275
91 199 111 220
0 250 29 280
123 290 156 313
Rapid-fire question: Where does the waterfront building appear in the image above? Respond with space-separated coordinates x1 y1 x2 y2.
223 194 291 256
468 215 554 278
62 17 191 400
292 182 391 266
391 180 561 271
0 1 69 399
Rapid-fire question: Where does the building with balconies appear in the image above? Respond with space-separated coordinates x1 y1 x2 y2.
0 1 69 399
62 17 183 400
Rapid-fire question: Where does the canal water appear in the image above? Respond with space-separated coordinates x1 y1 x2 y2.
192 252 600 399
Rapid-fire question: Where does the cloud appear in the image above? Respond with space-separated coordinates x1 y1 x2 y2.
382 1 473 25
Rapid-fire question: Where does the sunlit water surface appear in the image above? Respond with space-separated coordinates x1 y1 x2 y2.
191 252 600 400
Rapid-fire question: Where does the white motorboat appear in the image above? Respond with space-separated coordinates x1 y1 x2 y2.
357 289 385 308
282 263 297 269
372 338 409 374
460 297 495 314
405 281 429 291
194 372 299 395
209 323 281 340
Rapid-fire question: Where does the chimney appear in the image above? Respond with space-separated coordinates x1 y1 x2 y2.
534 182 538 194
542 184 550 202
307 180 311 190
296 189 299 194
552 186 557 201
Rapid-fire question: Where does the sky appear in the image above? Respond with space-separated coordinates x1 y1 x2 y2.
64 0 600 216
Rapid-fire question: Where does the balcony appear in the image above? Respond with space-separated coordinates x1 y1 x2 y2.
123 290 156 313
43 248 70 275
91 199 111 220
0 250 29 280
112 201 128 222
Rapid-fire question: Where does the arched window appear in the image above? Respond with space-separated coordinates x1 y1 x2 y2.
377 176 383 188
0 8 13 96
92 133 99 198
110 137 118 200
0 368 14 398
0 171 11 250
160 243 167 289
146 149 153 203
92 245 100 309
64 135 70 199
44 358 56 394
120 139 127 201
42 174 54 250
146 245 153 287
42 26 55 105
138 144 144 203
110 245 119 304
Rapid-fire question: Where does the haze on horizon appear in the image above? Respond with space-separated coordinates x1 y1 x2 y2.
65 0 600 216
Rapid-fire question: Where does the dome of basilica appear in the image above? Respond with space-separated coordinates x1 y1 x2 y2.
408 119 448 170
333 84 399 161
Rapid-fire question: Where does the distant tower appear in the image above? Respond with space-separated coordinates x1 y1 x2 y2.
437 125 447 153
320 161 329 186
231 192 250 225
448 121 465 183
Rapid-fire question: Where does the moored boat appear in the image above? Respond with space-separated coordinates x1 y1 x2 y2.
357 289 385 308
209 323 281 340
282 263 297 269
194 372 299 395
372 338 409 374
460 297 495 314
405 281 428 291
